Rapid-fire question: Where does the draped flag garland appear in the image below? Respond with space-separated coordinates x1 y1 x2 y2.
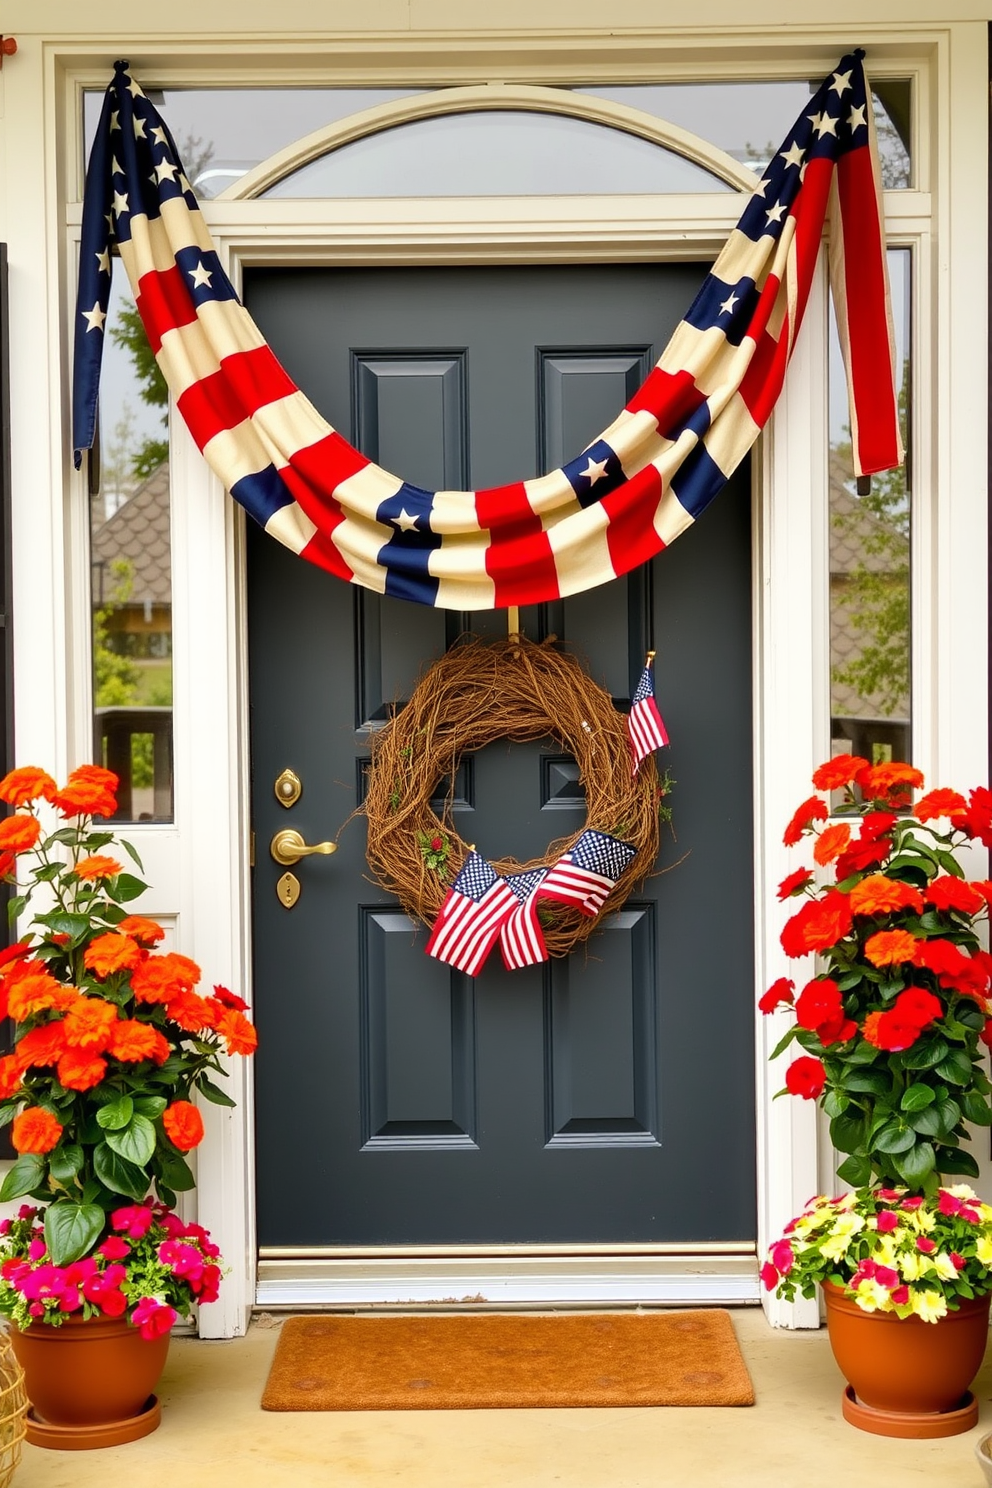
74 52 902 612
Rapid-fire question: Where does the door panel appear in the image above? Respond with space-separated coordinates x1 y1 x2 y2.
246 265 754 1248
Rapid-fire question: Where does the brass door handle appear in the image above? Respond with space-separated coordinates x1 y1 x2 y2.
269 828 338 867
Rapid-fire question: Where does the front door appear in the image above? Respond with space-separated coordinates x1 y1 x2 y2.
246 264 755 1249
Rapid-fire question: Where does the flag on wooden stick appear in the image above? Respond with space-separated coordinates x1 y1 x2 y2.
628 654 670 773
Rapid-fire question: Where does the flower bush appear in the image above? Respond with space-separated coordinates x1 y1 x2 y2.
0 1201 220 1336
761 1184 992 1323
763 757 992 1191
0 764 257 1325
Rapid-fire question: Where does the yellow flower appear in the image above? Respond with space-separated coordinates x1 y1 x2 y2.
910 1290 948 1323
855 1280 893 1312
932 1252 959 1282
820 1214 865 1261
898 1252 927 1282
946 1184 979 1201
976 1237 992 1267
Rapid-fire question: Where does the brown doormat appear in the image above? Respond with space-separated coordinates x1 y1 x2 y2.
260 1310 755 1411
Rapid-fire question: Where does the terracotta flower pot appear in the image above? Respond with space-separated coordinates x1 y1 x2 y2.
10 1313 169 1450
823 1280 990 1437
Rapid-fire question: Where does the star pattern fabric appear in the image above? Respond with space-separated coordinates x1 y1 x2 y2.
73 52 902 611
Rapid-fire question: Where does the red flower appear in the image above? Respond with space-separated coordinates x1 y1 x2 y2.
781 891 853 958
784 1056 826 1100
894 986 943 1029
794 978 843 1034
53 766 118 820
758 977 795 1014
925 876 986 917
760 1261 780 1291
811 755 869 791
0 815 41 854
15 1022 68 1069
876 1210 900 1233
958 787 992 848
777 868 813 900
857 762 924 799
862 1009 920 1052
212 985 249 1012
783 796 828 847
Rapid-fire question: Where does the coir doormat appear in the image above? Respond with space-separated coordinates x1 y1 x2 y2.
260 1310 755 1411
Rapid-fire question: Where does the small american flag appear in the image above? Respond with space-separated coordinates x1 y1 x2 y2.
499 868 550 970
538 830 637 918
628 658 669 773
425 851 517 977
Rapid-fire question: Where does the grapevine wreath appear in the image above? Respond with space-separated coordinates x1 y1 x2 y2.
361 635 667 958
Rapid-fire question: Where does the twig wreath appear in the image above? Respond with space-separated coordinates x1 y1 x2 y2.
362 636 665 957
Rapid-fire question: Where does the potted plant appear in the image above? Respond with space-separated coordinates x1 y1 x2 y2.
0 764 257 1448
760 755 992 1437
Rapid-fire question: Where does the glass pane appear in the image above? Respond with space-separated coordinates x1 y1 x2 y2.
262 109 732 197
83 88 427 198
578 77 912 185
90 261 174 821
829 247 911 768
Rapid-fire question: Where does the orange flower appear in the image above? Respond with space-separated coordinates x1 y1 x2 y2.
165 990 214 1033
0 767 57 807
214 1008 258 1056
74 854 122 881
56 1047 107 1091
7 968 64 1022
864 929 920 967
162 1101 205 1151
0 1055 23 1098
11 1107 63 1154
783 796 828 848
849 875 925 917
116 916 165 946
914 788 968 823
15 1022 67 1069
83 932 142 979
53 766 118 820
63 996 119 1052
0 815 41 854
107 1019 171 1065
811 755 869 791
813 823 851 866
131 952 200 1005
857 762 925 798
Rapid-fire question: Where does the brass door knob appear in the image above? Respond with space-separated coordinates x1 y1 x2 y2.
269 828 337 867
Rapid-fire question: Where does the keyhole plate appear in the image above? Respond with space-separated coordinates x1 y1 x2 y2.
274 768 302 809
277 871 301 909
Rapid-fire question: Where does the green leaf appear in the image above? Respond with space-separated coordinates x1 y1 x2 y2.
105 1113 156 1168
6 894 26 928
836 1152 872 1186
93 1142 149 1200
902 1037 950 1070
48 1143 84 1185
844 1040 881 1067
108 873 147 904
0 1154 45 1202
120 838 145 872
829 1112 866 1154
901 1084 937 1113
873 1121 917 1155
156 1181 177 1209
909 1098 961 1138
935 1147 981 1179
196 1076 236 1109
155 1151 195 1192
35 912 91 942
836 971 865 992
822 1089 850 1119
894 1140 937 1187
96 1095 134 1131
843 1070 893 1096
133 1095 168 1119
43 1202 104 1267
957 1005 987 1031
935 1049 974 1086
960 1092 992 1126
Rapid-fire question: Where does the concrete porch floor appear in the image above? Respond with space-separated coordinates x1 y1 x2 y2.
12 1308 992 1488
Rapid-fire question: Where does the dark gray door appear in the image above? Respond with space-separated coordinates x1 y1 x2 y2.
245 265 754 1248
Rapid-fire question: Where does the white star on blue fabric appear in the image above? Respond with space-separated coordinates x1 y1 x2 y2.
829 70 853 97
155 158 179 185
393 508 420 532
188 260 214 289
765 201 787 225
112 190 130 218
779 142 805 169
81 302 107 333
848 104 867 131
718 292 739 316
580 457 609 486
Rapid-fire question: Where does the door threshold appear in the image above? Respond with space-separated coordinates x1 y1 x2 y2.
256 1248 760 1309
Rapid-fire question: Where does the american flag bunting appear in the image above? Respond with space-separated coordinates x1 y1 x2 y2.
499 868 551 970
537 830 637 918
73 52 902 612
628 657 670 773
